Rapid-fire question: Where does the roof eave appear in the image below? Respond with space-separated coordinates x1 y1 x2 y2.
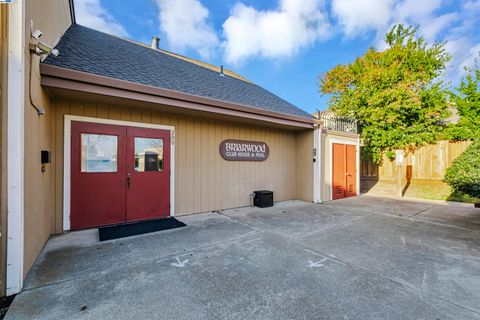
40 64 314 129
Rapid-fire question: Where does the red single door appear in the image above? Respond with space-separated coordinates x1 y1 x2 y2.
332 143 346 200
332 143 357 200
126 126 170 221
345 145 357 197
71 121 127 229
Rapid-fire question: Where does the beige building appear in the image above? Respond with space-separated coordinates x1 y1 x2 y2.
0 0 358 297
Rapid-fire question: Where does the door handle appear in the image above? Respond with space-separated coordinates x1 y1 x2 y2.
127 173 131 188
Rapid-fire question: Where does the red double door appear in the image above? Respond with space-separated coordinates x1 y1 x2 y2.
71 121 170 230
332 143 357 200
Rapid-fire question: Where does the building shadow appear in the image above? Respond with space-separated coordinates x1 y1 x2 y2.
360 176 379 193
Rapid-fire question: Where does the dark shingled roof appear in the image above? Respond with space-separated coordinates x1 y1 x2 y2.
43 24 312 119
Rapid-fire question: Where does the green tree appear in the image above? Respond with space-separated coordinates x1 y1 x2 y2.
445 58 480 140
320 25 451 163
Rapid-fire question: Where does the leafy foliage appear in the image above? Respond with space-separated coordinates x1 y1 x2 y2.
444 140 480 198
320 25 451 163
444 59 480 140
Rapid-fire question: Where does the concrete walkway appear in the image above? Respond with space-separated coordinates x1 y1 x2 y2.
6 196 480 319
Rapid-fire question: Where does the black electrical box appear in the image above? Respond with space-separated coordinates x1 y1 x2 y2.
41 150 51 164
253 190 273 208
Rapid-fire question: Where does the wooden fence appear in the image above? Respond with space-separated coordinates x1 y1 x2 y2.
361 141 471 197
361 140 471 181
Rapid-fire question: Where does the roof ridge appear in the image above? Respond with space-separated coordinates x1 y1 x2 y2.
73 23 250 83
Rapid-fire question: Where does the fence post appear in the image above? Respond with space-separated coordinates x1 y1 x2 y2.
395 150 404 197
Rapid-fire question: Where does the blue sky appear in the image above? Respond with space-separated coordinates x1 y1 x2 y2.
75 0 480 114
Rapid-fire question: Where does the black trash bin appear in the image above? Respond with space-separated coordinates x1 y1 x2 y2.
253 190 273 208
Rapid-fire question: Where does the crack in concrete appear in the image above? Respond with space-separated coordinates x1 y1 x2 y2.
405 205 438 219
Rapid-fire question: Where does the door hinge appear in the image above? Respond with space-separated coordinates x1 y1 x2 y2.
170 130 175 146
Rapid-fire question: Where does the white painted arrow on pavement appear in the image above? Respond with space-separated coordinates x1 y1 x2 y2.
171 257 189 268
307 258 327 268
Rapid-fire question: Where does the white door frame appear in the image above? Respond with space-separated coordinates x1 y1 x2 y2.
6 0 25 296
329 138 360 201
63 115 175 231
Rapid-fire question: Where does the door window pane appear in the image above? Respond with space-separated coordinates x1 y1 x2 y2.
134 138 164 172
81 134 118 172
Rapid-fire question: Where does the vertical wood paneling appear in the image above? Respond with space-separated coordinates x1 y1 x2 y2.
23 0 73 279
53 98 310 231
295 130 313 201
361 140 472 181
108 105 121 120
130 109 142 123
96 104 109 119
120 108 131 121
207 121 217 210
54 99 70 230
70 101 84 116
83 103 96 117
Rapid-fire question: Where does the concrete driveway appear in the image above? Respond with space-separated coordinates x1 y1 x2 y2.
6 196 480 319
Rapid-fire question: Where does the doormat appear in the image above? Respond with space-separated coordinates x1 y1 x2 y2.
98 218 186 241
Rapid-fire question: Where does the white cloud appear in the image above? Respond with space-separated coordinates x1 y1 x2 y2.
331 0 453 40
444 38 480 83
156 0 219 59
464 0 480 11
461 44 480 70
222 0 331 63
332 0 394 37
330 0 480 84
419 12 457 41
441 1 480 81
394 0 442 20
75 0 128 37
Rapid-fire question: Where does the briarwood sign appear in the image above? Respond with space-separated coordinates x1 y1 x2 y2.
219 139 269 161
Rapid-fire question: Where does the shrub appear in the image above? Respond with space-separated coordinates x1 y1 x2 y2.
444 140 480 198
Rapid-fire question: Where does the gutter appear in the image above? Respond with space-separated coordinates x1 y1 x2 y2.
39 64 314 129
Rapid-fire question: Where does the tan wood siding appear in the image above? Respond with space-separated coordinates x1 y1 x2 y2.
295 129 314 202
23 0 72 277
53 98 309 233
